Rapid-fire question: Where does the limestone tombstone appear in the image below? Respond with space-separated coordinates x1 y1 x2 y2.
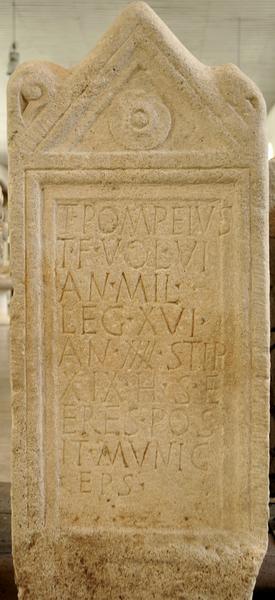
8 3 269 599
270 158 275 497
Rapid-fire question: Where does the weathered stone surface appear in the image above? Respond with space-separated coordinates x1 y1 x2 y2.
8 2 269 599
269 158 275 498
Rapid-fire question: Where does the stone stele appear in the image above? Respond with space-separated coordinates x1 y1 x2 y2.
8 2 269 599
270 157 275 497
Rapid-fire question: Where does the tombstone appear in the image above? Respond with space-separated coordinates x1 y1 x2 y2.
270 158 275 498
8 2 269 598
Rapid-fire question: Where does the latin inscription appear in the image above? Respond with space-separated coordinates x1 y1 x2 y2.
50 187 234 530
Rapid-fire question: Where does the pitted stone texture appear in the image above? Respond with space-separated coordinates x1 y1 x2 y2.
270 158 275 497
8 2 269 599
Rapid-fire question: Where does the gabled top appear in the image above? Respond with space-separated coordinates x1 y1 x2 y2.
7 1 265 157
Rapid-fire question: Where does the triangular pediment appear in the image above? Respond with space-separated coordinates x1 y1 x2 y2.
8 2 263 156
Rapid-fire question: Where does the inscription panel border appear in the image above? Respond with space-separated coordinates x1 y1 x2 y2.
25 167 250 534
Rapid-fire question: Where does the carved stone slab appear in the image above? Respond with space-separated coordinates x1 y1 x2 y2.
8 3 269 599
270 158 275 498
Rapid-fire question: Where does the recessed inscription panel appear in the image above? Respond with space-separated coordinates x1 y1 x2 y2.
42 175 246 531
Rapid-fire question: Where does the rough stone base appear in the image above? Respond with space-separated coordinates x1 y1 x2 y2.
14 531 266 600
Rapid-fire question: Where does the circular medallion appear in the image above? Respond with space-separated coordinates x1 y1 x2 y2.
108 89 171 150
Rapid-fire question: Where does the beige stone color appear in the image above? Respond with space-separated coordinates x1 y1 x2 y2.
8 2 269 599
269 158 275 497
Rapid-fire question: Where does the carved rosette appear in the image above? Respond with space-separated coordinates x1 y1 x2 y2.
108 89 171 150
7 62 66 149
